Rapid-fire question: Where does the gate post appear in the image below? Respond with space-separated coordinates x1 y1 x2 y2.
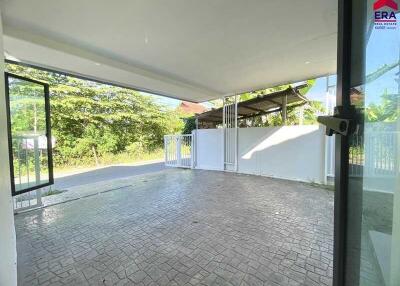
176 136 182 166
164 136 168 165
223 95 238 172
191 131 196 169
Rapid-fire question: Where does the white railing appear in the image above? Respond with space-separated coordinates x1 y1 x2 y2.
326 131 398 178
164 134 193 168
326 135 335 178
13 190 42 212
359 132 397 177
223 95 238 171
12 136 44 212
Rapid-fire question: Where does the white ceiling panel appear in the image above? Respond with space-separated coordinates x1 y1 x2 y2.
0 0 337 102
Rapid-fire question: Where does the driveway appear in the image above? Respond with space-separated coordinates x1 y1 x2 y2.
15 169 334 286
54 161 165 190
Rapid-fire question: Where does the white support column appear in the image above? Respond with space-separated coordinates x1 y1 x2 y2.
0 10 18 286
234 94 238 172
222 97 226 169
191 130 196 169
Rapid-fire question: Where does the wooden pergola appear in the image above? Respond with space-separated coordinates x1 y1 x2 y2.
196 85 308 129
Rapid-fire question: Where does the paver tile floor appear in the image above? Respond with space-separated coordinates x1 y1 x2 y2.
15 169 334 286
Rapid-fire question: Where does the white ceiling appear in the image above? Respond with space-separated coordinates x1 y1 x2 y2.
0 0 337 102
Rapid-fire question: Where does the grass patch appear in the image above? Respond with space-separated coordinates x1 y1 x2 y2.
307 181 334 192
42 189 65 197
54 149 164 174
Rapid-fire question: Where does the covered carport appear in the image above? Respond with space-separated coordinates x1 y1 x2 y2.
0 1 337 285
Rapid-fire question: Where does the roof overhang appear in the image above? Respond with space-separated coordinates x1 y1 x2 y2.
0 0 337 102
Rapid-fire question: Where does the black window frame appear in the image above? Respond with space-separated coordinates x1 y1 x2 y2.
334 0 359 285
5 72 54 196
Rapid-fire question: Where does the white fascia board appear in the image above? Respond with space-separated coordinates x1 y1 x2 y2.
3 26 220 102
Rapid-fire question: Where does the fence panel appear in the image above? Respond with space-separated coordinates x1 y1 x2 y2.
223 95 238 171
326 132 397 178
363 132 397 177
164 135 193 168
12 137 43 212
13 190 42 213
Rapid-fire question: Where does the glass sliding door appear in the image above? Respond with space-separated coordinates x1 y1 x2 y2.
5 73 54 196
335 0 400 285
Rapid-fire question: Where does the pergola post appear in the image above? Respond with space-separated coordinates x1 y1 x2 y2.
299 105 304 125
282 94 288 125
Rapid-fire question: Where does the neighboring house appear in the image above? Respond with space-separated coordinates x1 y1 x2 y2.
177 101 207 115
0 2 399 286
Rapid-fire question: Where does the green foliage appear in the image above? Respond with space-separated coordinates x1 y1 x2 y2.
6 63 183 167
8 80 47 134
298 79 316 95
238 79 315 103
366 89 399 122
42 188 65 197
203 80 323 128
236 79 323 127
182 117 197 134
237 101 324 128
126 142 146 157
303 101 326 124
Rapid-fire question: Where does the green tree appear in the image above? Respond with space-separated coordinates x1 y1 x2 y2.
366 89 399 123
182 117 197 134
6 63 184 167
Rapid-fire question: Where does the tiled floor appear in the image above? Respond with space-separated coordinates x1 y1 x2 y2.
15 169 334 286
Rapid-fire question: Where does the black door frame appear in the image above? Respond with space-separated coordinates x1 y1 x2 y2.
333 0 353 285
5 72 54 196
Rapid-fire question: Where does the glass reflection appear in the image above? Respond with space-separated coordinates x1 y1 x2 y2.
348 1 400 285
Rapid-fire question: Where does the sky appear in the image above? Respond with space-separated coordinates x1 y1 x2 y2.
307 75 336 102
142 92 182 108
364 15 400 106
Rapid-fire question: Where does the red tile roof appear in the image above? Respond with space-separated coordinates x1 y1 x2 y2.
178 101 207 114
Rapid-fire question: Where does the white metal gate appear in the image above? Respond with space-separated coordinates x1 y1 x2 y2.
13 189 42 213
164 134 193 168
223 95 238 171
13 136 43 212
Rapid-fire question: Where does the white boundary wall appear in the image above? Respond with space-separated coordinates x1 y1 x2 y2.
193 129 224 171
193 125 326 183
237 126 326 183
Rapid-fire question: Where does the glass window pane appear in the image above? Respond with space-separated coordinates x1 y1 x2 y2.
8 76 52 194
346 0 400 285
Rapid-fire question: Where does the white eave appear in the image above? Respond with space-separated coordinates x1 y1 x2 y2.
0 0 338 102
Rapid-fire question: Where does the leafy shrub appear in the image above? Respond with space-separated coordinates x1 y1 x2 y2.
6 63 184 168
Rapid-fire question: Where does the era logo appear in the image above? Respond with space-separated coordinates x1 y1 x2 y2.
375 10 397 20
374 0 398 28
374 0 398 10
